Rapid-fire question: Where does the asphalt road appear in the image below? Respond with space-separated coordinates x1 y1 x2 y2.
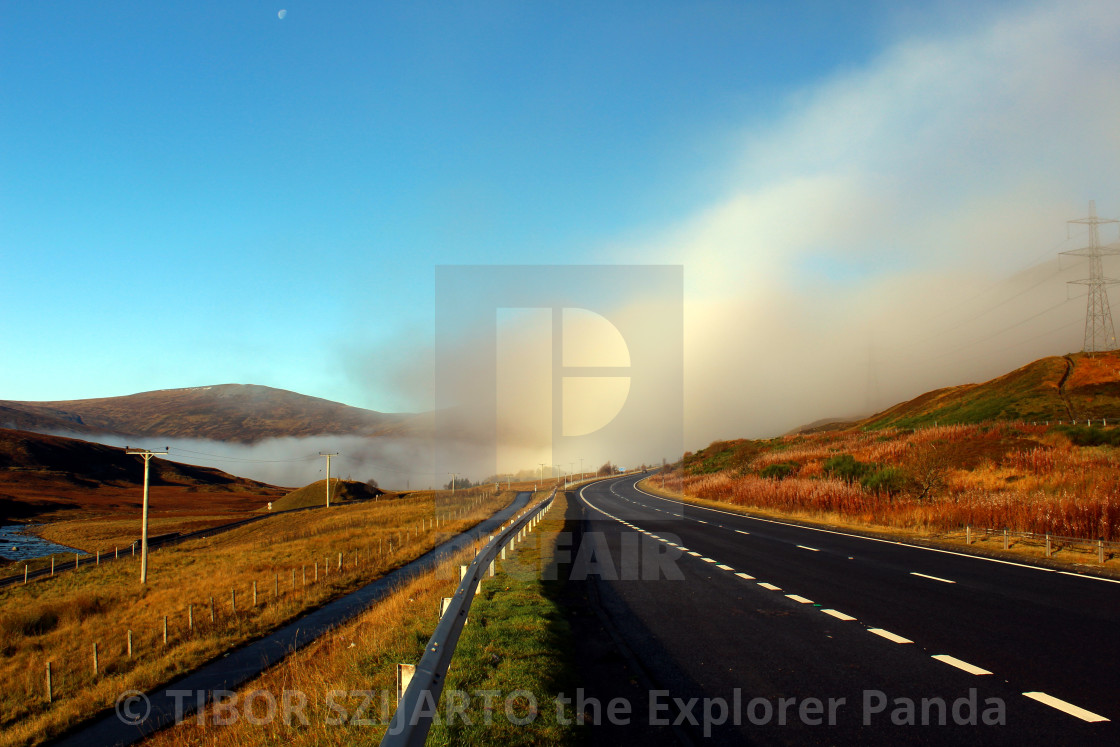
575 474 1120 745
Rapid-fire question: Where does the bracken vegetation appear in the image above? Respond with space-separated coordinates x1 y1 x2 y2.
669 424 1120 542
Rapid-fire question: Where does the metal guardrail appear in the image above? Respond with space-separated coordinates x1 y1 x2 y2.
381 488 557 747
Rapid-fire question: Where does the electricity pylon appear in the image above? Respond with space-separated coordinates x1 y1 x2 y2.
1062 200 1120 352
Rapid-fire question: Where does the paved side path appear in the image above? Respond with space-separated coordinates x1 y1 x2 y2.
50 493 532 747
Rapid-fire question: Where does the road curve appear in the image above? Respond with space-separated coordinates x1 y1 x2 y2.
574 473 1119 745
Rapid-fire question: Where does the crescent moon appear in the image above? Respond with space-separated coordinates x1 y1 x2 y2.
278 9 287 20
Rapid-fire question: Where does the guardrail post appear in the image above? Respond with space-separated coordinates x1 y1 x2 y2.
396 664 416 705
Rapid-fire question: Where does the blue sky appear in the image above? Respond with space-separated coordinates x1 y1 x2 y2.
3 1 1119 440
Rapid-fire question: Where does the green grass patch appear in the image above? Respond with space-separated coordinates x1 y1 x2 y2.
428 495 582 746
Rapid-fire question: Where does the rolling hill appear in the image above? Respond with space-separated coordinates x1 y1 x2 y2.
270 479 385 511
862 351 1120 429
0 384 420 444
0 428 284 523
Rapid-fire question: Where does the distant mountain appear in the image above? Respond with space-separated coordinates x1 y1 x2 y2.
863 351 1120 429
0 384 419 444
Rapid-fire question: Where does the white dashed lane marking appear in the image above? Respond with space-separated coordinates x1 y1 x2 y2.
717 564 734 571
931 655 992 675
911 572 955 584
821 609 856 621
1022 692 1110 722
758 582 782 591
868 628 913 644
796 545 820 552
735 572 755 580
687 551 702 557
785 594 813 604
702 557 718 563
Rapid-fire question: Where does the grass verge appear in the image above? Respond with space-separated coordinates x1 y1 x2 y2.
427 491 582 746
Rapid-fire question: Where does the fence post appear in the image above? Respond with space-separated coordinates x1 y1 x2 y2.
1046 534 1051 557
46 662 52 704
163 616 168 645
51 557 55 576
188 604 193 632
966 526 971 545
127 629 133 659
314 562 318 582
1003 529 1009 550
210 596 214 622
231 588 236 614
115 546 119 559
24 565 27 585
1100 540 1106 564
275 573 279 599
253 581 257 607
96 549 100 566
93 642 99 676
75 553 79 570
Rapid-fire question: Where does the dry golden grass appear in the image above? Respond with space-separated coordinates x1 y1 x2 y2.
0 487 510 746
142 546 474 746
142 490 558 747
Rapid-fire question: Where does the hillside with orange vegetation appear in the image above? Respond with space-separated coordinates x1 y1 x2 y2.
679 421 1120 542
862 351 1120 429
675 352 1120 545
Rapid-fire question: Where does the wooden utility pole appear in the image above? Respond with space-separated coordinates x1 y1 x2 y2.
126 447 168 585
320 452 339 507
